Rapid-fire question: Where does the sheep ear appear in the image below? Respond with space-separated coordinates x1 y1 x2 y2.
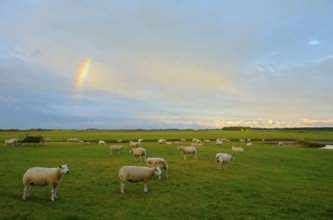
59 165 63 168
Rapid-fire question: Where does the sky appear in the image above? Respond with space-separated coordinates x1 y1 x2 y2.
0 0 333 129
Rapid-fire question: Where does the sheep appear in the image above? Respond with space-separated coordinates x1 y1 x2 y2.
158 139 166 144
117 139 123 143
129 147 147 162
231 146 244 152
119 166 162 193
246 142 253 146
146 157 169 179
129 141 140 148
5 138 18 146
216 140 223 145
216 153 235 170
99 140 106 146
177 146 197 160
22 164 69 201
110 145 125 155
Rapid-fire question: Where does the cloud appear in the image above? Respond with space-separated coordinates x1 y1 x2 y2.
309 40 322 46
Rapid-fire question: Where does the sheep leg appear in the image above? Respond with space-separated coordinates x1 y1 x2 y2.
26 184 33 198
144 182 148 192
22 185 28 200
49 184 56 201
120 181 125 193
54 183 58 199
165 171 169 179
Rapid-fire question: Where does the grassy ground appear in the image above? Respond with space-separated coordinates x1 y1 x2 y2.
0 130 332 219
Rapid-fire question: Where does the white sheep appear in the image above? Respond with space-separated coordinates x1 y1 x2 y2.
119 166 162 193
146 157 169 179
110 145 125 155
129 141 140 148
99 140 106 146
246 142 253 146
177 146 197 160
216 140 223 145
22 164 69 201
5 138 18 146
129 147 147 162
158 139 166 144
216 153 235 170
231 146 244 152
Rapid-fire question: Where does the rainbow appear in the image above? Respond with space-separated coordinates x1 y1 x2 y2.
76 59 92 90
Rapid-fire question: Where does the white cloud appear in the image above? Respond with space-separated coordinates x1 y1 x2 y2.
309 40 322 46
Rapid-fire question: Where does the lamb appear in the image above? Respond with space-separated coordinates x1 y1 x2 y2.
129 147 147 162
119 166 162 193
22 164 69 201
177 146 197 160
99 140 106 146
216 153 235 170
110 145 125 155
146 157 169 179
231 146 244 152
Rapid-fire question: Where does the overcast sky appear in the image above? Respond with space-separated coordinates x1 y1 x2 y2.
0 0 332 129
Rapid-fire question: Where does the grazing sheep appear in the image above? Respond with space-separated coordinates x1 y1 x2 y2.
177 146 197 160
72 138 80 142
239 139 246 143
129 141 140 148
22 164 69 201
129 147 147 162
246 142 253 146
117 139 123 143
110 145 125 155
216 140 223 145
5 138 18 146
231 146 244 152
278 141 284 146
158 139 166 144
216 153 235 170
192 139 201 144
99 140 106 146
204 139 210 143
118 166 162 193
146 157 169 179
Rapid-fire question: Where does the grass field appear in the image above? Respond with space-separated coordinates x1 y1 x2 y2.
0 130 333 219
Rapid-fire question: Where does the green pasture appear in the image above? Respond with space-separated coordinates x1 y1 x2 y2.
0 130 332 219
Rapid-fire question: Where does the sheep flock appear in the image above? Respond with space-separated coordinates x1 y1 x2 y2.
17 137 257 200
